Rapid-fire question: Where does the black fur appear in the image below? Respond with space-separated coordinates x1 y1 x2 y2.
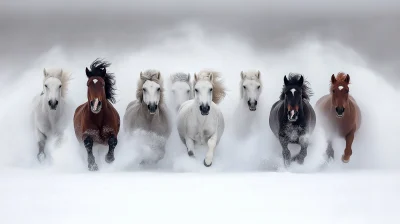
85 58 117 104
269 73 316 167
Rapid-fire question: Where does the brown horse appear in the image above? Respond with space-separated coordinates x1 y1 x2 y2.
315 72 362 163
73 59 120 171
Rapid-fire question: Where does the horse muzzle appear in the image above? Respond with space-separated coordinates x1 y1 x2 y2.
199 104 210 115
248 100 257 111
287 110 299 122
90 98 102 114
148 103 158 114
48 100 59 110
335 107 345 118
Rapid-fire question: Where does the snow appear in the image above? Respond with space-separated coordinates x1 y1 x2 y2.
1 24 400 223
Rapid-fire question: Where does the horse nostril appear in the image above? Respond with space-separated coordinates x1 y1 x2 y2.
55 100 58 106
48 101 51 106
154 105 158 111
254 100 257 105
248 100 251 106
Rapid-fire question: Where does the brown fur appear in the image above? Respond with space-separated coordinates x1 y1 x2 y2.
315 72 362 163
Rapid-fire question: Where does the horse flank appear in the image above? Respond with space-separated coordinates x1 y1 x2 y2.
279 73 313 101
43 68 72 97
136 69 164 103
86 59 117 104
194 70 226 104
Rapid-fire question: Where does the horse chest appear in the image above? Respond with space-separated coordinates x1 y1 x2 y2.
284 124 303 142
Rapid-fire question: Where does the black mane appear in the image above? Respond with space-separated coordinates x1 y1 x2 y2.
86 58 117 104
279 73 313 101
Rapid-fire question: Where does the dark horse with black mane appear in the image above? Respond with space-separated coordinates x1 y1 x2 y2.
73 59 120 171
269 73 316 167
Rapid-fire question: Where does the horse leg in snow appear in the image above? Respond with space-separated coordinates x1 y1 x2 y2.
326 140 334 160
84 136 98 171
106 135 117 163
36 130 47 162
279 135 291 167
185 137 195 157
204 134 218 167
292 135 308 164
342 130 355 163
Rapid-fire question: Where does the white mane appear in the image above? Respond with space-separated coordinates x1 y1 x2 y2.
43 68 72 97
240 70 262 99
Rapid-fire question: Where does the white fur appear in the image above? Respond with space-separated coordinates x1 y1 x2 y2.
177 75 225 167
142 80 161 107
291 88 296 95
169 73 193 113
31 68 71 162
338 86 344 90
93 79 98 84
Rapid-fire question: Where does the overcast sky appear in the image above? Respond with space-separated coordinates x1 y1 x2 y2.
1 0 399 83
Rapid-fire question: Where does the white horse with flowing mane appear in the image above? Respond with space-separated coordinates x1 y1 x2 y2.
232 70 263 138
31 68 72 162
169 72 193 113
177 70 226 167
123 69 172 163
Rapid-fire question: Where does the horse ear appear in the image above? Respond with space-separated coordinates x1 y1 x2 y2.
194 73 198 81
85 67 91 77
140 72 144 79
240 71 245 80
43 68 48 77
331 74 336 84
256 70 261 79
59 69 63 77
157 71 161 80
187 73 191 82
209 73 214 81
345 74 350 83
284 75 289 86
298 75 304 86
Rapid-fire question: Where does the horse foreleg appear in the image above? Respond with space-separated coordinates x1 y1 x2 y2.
106 135 117 163
84 136 98 171
279 135 291 167
35 129 47 162
293 135 309 165
185 137 195 157
342 131 355 163
326 140 334 161
204 134 218 167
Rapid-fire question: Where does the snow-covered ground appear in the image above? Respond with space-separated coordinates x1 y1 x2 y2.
1 24 400 223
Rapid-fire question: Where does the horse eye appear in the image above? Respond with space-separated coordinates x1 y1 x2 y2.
333 90 336 93
346 90 349 93
257 86 260 89
157 88 160 91
210 88 213 92
59 85 62 89
143 88 146 92
45 85 48 88
187 90 190 94
195 89 198 92
243 86 246 89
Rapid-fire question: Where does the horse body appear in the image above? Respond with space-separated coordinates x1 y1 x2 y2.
315 72 362 163
32 68 71 162
177 70 226 167
268 73 316 166
73 59 120 171
169 72 193 113
123 70 172 163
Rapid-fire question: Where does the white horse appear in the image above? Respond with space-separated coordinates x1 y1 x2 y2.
31 68 71 162
177 70 226 167
123 69 172 163
232 70 263 138
169 72 193 113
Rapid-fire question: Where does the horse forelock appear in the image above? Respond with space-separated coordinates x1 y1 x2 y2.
171 73 190 84
194 70 226 104
136 70 164 103
43 68 72 97
280 73 313 101
330 72 350 92
87 59 117 104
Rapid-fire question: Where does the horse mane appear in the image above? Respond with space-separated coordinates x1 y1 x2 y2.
170 72 190 84
330 72 350 92
43 68 72 97
86 58 117 104
194 70 226 104
279 73 313 101
240 70 262 99
136 69 164 103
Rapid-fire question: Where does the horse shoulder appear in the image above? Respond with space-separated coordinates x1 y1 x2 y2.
158 103 172 133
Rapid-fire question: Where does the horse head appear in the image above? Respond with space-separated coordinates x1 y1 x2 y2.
170 73 192 112
86 66 107 114
43 68 63 110
240 70 262 111
283 74 304 122
194 72 214 116
330 73 350 118
139 70 163 115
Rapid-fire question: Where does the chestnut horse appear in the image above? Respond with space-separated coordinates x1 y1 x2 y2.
73 59 120 171
315 72 362 163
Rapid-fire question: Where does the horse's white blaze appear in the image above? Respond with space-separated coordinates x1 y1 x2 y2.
290 110 295 119
93 98 99 110
142 80 161 106
338 86 344 90
291 88 296 96
93 79 98 84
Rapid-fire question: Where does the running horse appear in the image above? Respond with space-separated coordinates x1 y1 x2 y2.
315 72 362 163
73 59 120 171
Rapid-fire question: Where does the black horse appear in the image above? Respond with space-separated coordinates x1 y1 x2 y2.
269 73 316 167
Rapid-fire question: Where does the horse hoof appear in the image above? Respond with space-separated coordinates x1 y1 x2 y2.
37 152 46 163
187 151 194 157
88 163 99 171
204 159 212 167
341 155 350 163
105 154 115 163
